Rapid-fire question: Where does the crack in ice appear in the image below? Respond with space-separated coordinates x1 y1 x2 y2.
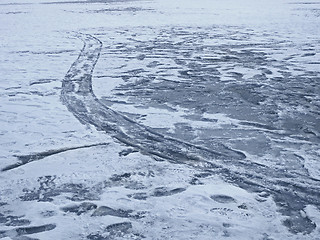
2 142 110 171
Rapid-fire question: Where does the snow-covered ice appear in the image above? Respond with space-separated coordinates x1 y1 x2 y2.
0 0 320 239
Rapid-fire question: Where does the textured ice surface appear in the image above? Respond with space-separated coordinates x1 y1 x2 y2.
1 0 320 239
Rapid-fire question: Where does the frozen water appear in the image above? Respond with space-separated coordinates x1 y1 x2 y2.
0 0 320 239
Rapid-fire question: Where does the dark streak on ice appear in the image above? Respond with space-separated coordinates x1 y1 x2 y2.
61 33 246 169
60 33 320 234
0 224 56 238
1 143 109 171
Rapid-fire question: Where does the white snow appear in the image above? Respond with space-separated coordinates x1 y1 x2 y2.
0 0 319 239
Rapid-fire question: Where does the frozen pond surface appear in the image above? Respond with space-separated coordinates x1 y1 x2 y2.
0 0 320 239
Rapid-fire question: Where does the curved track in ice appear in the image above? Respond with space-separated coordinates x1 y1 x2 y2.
61 33 320 234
